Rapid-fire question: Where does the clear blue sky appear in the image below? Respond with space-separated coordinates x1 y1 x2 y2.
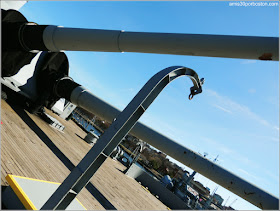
20 1 279 210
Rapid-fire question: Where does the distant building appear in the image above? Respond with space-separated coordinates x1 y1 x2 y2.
59 101 77 119
186 185 199 197
157 151 167 159
213 193 224 206
190 180 210 196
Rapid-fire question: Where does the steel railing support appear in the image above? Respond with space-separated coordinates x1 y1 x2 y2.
52 70 279 209
41 66 203 210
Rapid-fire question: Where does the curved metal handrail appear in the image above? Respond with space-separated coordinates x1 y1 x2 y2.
41 66 204 210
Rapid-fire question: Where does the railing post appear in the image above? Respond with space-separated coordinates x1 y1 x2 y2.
41 66 203 210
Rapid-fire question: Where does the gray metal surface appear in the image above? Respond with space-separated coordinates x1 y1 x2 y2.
125 163 191 210
84 131 99 144
65 72 278 209
17 177 85 210
7 176 85 210
42 25 278 60
41 66 203 210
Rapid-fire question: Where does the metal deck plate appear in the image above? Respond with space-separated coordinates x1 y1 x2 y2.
5 175 86 210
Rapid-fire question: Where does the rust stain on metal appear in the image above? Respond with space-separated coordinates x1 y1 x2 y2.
259 203 263 209
259 53 273 60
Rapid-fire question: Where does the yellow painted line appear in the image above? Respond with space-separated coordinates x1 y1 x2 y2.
12 175 61 185
6 174 37 210
6 175 87 210
141 185 150 193
76 198 87 210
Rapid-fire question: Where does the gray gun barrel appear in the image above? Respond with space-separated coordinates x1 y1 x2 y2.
21 25 278 61
64 84 278 210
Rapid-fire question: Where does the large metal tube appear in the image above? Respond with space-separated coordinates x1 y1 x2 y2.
23 25 278 61
70 86 279 210
119 32 279 61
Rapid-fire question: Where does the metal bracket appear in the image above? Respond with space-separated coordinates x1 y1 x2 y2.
41 66 204 210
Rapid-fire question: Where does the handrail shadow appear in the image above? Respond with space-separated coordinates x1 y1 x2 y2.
8 102 116 210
